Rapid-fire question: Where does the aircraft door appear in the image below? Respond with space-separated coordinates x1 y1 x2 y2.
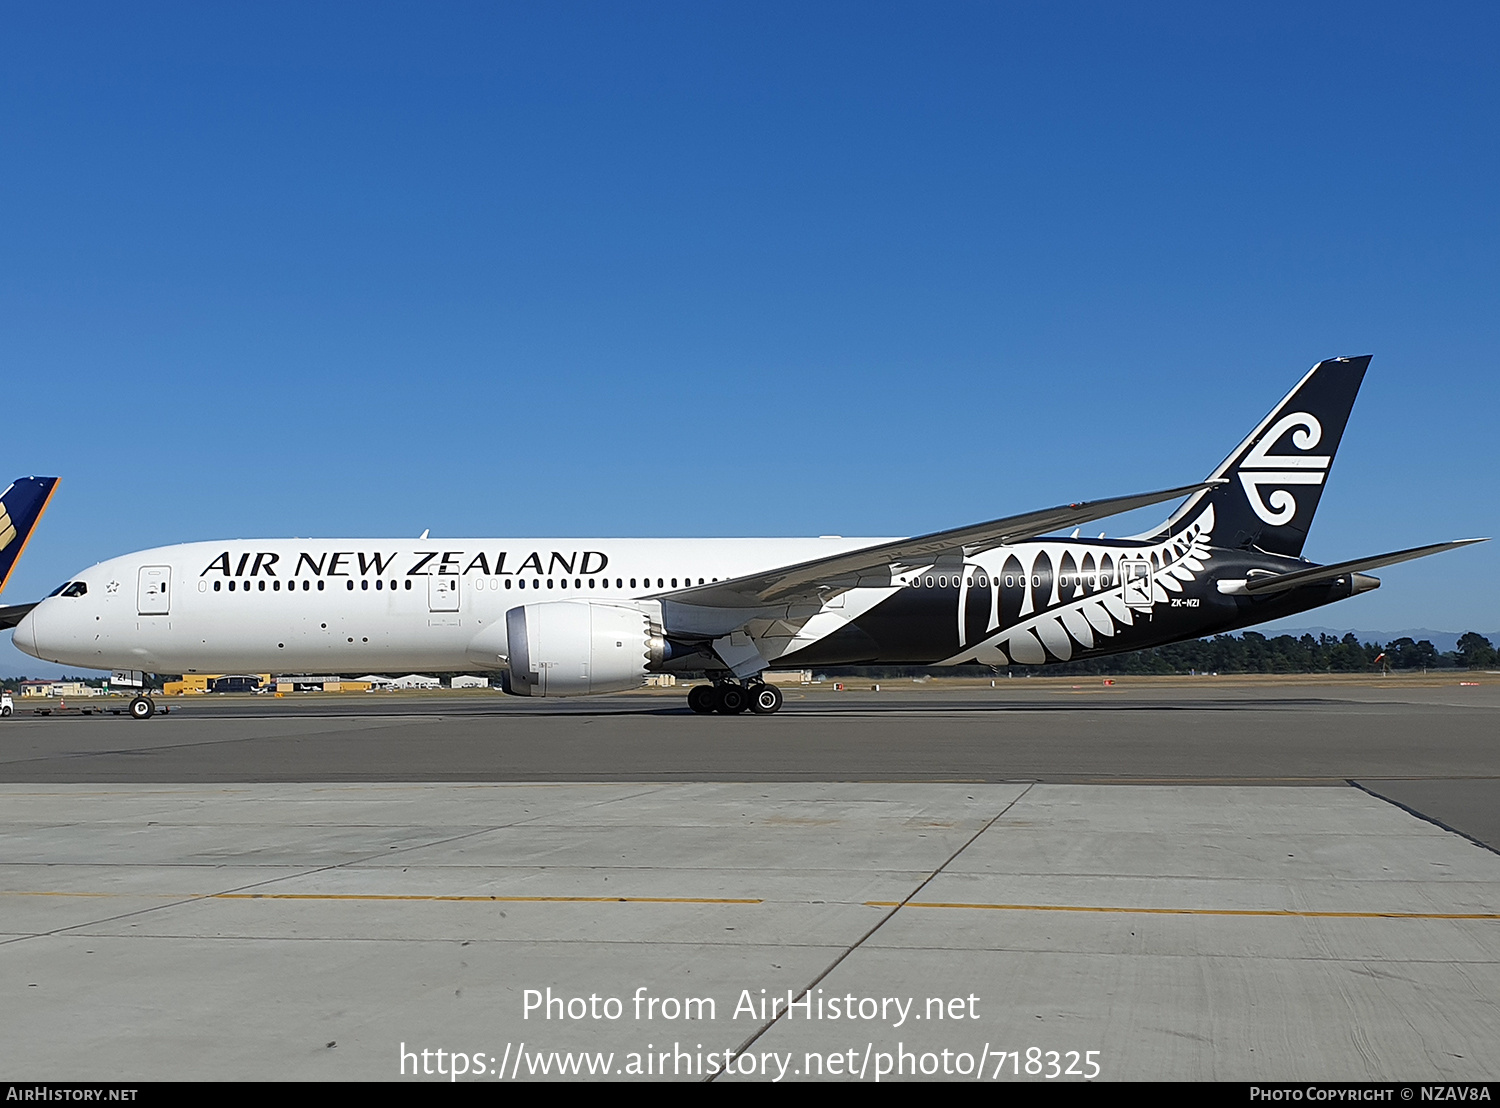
1120 557 1153 611
428 575 460 612
137 566 172 615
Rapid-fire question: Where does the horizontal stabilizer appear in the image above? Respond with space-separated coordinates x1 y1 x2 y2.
1241 538 1488 595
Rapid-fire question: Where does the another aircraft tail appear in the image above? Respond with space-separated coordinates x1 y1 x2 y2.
1144 356 1370 557
0 477 61 595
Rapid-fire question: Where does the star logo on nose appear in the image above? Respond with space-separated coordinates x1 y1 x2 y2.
106 581 120 594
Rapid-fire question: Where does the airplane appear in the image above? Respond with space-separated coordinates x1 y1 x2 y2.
1 355 1485 720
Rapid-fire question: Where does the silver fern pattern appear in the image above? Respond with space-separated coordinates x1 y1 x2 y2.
942 503 1216 666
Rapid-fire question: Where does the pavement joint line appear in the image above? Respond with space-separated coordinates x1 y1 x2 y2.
0 892 766 903
0 782 645 797
862 901 1500 919
1349 779 1500 857
15 933 1499 958
707 783 1035 1083
216 893 763 903
16 894 1494 916
0 786 687 948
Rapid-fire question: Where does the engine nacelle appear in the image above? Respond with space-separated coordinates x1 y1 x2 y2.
500 601 663 697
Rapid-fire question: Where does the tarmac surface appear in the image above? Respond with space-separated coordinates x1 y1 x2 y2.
2 677 1498 1081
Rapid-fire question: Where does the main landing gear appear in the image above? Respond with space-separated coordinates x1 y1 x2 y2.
687 681 783 716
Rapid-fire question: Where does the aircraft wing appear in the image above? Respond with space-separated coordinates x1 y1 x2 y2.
659 480 1219 609
1241 538 1488 595
0 602 36 630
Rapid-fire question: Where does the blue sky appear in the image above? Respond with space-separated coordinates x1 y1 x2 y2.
3 2 1497 674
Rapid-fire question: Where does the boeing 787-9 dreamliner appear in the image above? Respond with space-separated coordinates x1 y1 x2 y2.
1 356 1484 718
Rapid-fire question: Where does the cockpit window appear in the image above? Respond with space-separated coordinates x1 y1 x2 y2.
46 582 71 597
60 582 88 597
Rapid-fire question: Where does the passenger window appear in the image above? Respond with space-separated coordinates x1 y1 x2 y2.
259 581 266 591
361 580 369 591
214 581 221 592
229 581 236 591
505 579 512 589
318 580 325 591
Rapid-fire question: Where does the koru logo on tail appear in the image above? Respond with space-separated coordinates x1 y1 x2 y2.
1237 412 1329 526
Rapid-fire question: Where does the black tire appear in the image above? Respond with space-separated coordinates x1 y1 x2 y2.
129 696 155 720
748 683 783 715
687 685 717 714
715 685 749 715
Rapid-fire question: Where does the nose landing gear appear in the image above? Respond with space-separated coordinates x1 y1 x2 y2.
686 681 783 716
128 696 155 720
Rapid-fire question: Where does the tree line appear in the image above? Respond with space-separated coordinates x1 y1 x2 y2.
822 631 1500 678
7 633 1498 687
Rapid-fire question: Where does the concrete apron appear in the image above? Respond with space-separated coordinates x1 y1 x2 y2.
1 782 1497 1081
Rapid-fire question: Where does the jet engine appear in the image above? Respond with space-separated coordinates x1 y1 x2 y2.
498 601 664 697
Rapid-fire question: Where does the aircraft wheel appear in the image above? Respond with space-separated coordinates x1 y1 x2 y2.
715 685 749 715
129 696 155 720
687 685 717 714
748 683 783 715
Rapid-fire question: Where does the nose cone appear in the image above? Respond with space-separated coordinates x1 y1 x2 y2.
13 605 42 659
14 598 80 664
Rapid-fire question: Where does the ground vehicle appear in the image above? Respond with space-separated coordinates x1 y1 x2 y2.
207 675 264 694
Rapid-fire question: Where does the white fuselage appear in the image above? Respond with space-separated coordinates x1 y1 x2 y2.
14 536 886 674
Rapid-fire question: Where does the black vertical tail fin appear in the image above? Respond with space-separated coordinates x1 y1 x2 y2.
1143 356 1370 557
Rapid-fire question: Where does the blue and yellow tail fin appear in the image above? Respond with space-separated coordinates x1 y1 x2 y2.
0 476 60 595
